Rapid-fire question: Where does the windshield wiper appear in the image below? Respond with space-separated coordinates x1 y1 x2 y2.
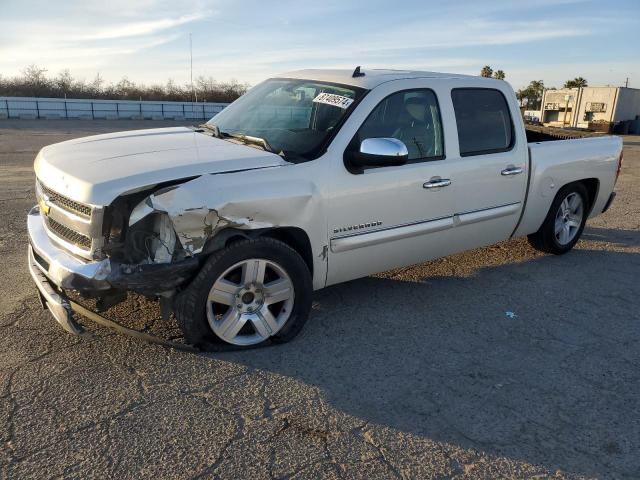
225 132 275 153
197 123 222 138
196 126 280 156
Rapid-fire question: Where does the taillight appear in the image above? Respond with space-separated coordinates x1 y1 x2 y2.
615 151 623 184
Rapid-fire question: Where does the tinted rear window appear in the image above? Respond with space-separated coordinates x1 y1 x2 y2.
451 88 514 156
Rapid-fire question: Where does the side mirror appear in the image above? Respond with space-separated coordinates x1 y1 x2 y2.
348 138 409 168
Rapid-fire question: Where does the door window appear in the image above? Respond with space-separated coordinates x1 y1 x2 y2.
451 88 514 156
353 89 444 162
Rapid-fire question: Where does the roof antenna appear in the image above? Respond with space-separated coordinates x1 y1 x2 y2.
352 66 365 78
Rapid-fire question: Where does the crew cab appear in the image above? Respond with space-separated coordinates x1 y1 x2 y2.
28 68 623 348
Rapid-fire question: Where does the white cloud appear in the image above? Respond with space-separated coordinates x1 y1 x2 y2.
0 0 635 90
80 12 211 40
0 2 212 78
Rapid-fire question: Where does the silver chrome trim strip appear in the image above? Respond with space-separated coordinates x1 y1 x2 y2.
329 202 521 253
330 215 454 253
455 202 521 226
45 202 97 237
331 214 451 240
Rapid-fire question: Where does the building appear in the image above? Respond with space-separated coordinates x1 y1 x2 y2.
540 86 640 132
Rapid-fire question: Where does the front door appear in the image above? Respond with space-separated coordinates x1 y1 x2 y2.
326 86 455 286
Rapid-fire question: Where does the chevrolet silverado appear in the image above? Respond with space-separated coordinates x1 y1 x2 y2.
27 68 623 348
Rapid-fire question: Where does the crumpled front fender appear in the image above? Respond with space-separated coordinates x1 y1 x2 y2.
129 170 320 256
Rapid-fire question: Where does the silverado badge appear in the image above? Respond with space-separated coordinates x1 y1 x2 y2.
333 220 382 234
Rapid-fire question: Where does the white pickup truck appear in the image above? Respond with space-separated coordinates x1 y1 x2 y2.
28 68 623 348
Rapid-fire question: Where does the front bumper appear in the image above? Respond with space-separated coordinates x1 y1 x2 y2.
28 205 112 292
28 205 111 333
28 246 83 334
28 205 201 335
28 244 199 351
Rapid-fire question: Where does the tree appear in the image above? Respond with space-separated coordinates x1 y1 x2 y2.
493 70 505 80
516 80 545 109
165 78 183 99
54 69 73 96
22 64 48 86
0 65 249 103
195 75 249 103
480 65 493 78
563 77 587 88
89 73 104 95
20 64 50 96
113 77 136 99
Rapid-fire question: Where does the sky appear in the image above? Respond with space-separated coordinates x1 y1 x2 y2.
0 0 638 91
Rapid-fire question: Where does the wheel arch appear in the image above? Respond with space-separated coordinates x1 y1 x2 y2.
515 176 600 237
256 227 314 277
578 178 599 215
201 226 314 277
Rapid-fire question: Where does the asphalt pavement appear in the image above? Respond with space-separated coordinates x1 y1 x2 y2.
1 120 639 479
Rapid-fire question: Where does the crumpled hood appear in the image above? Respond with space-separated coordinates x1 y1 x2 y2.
34 126 290 205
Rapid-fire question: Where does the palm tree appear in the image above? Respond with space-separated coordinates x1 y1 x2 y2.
516 80 545 109
563 77 588 88
530 80 545 94
480 66 493 78
493 70 506 80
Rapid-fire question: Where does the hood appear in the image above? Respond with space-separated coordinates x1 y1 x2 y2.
34 127 290 205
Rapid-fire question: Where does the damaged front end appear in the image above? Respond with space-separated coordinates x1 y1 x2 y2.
27 171 271 334
93 171 286 304
95 181 211 303
30 156 315 327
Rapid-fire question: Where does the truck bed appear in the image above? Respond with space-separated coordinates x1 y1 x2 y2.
525 125 608 143
514 133 622 238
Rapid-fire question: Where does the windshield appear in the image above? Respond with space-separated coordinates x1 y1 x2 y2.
206 78 366 161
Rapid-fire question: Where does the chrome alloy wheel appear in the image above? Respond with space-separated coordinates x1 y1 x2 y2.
206 258 295 346
554 192 584 245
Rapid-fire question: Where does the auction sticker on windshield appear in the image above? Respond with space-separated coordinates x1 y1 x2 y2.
313 92 354 109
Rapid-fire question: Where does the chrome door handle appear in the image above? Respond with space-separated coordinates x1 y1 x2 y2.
423 178 451 189
501 166 523 176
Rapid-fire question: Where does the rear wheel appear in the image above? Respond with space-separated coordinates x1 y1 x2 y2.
527 183 588 255
175 238 312 348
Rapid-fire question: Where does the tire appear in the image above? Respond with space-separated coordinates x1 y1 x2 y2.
527 182 589 255
175 237 312 349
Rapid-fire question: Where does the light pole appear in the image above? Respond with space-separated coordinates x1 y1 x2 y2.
190 33 198 104
563 94 572 127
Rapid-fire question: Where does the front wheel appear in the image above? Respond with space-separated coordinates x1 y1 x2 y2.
175 238 312 348
527 183 589 255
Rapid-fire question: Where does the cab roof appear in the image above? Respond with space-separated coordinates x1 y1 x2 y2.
275 68 479 90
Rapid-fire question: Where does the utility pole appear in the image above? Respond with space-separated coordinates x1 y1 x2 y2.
625 77 629 88
189 33 198 103
190 33 193 102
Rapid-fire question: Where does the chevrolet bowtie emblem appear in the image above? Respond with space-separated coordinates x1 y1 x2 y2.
39 197 50 215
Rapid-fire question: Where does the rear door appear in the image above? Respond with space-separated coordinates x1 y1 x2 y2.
446 86 528 252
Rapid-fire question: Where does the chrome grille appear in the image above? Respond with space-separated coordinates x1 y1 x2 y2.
45 217 92 250
36 178 105 259
37 180 92 218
